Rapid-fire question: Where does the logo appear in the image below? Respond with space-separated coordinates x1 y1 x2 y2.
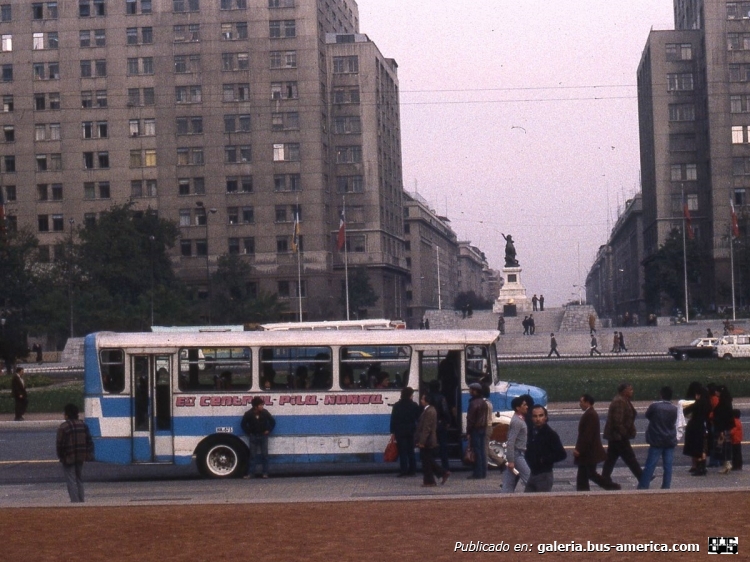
708 537 738 555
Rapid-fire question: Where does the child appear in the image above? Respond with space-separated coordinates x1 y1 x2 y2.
731 409 743 471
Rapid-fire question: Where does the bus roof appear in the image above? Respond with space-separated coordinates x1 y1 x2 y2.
90 330 500 349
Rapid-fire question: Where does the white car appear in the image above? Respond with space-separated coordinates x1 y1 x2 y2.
715 334 750 359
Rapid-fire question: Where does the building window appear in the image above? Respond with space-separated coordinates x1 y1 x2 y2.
175 86 202 103
180 240 192 256
333 56 359 74
225 176 253 193
131 180 157 198
220 0 246 9
2 64 12 82
0 5 10 21
4 155 15 172
173 0 200 13
221 52 250 71
177 148 204 166
335 145 362 163
35 93 61 110
1 34 10 52
332 87 360 104
243 238 255 255
269 50 296 69
2 95 12 112
174 54 201 74
224 145 251 163
38 215 50 232
269 19 296 38
668 104 695 122
222 83 250 102
272 143 300 162
274 174 301 192
271 81 298 100
174 24 200 42
269 0 294 7
333 116 361 134
667 73 693 91
336 175 363 193
735 188 747 206
2 124 12 142
223 114 251 133
176 116 202 135
669 133 696 152
671 163 697 181
276 238 289 254
221 22 247 40
242 207 254 223
271 111 299 131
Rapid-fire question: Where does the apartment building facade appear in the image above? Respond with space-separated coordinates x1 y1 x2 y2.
0 0 406 321
638 0 750 312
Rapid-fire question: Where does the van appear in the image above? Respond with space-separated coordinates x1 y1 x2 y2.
715 334 750 359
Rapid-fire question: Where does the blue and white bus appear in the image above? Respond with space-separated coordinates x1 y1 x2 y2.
84 330 546 477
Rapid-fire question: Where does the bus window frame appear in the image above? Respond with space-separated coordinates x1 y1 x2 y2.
339 345 411 390
260 345 333 391
99 348 127 394
177 346 253 392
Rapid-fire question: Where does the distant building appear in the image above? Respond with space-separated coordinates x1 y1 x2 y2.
637 0 750 313
402 191 458 327
0 0 406 322
457 241 488 299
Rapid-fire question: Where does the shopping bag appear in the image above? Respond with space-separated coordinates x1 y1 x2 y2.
383 436 398 462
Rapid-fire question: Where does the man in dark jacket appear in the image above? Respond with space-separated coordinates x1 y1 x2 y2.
56 403 94 503
466 382 488 479
602 382 643 485
11 367 28 421
390 386 421 476
415 394 450 487
241 397 276 478
428 380 451 471
574 394 619 491
638 386 678 489
524 405 567 492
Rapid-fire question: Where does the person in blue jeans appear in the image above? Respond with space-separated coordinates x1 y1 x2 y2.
638 386 678 489
241 397 276 478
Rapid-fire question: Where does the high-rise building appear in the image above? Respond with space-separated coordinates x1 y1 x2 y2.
0 0 406 322
638 0 750 312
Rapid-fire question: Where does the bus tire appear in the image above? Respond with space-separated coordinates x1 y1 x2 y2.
196 436 248 479
723 353 733 360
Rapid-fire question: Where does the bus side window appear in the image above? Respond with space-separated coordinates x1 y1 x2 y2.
339 346 411 389
260 346 333 391
100 349 125 394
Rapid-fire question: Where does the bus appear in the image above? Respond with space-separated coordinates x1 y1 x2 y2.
84 330 546 478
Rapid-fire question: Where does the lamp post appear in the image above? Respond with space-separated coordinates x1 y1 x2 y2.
68 217 75 337
149 235 155 327
195 201 217 325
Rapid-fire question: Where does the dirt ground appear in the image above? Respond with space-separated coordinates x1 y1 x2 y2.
3 492 749 562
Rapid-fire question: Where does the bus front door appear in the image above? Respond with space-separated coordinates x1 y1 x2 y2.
131 355 174 463
418 349 463 459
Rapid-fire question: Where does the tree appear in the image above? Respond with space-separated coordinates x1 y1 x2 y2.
342 267 378 318
0 228 38 370
211 254 286 324
643 228 708 315
454 290 493 311
28 203 196 336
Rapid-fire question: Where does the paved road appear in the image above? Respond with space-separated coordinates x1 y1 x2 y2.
1 406 747 508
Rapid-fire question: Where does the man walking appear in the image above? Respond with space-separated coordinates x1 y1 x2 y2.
574 394 619 491
618 332 628 352
590 334 601 356
56 403 94 503
638 386 678 489
502 396 530 493
522 316 530 335
524 405 567 492
602 382 643 486
241 397 276 478
390 387 421 476
11 367 28 421
415 394 450 487
466 382 488 479
529 314 536 335
547 333 560 358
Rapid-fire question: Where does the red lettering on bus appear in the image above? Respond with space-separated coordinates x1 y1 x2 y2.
324 395 336 405
371 394 383 404
305 395 318 405
175 397 186 407
200 397 211 406
279 395 291 406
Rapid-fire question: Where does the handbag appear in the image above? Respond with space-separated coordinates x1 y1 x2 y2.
462 443 476 466
383 436 398 462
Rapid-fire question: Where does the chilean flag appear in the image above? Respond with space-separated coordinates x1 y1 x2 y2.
337 208 346 251
683 198 694 240
731 199 741 238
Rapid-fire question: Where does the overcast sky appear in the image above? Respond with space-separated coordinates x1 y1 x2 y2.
358 0 676 307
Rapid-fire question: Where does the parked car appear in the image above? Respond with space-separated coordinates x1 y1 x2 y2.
668 337 718 360
715 334 750 360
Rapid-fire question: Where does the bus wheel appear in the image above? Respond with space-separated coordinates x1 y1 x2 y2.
723 354 733 361
197 437 247 478
487 441 506 469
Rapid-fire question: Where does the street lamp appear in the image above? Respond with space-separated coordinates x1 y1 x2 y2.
195 201 217 325
68 217 75 337
149 235 155 327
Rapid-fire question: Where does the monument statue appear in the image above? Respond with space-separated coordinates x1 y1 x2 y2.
501 233 519 267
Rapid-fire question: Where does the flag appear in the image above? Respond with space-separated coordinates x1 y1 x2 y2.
337 208 346 251
291 209 300 253
683 197 694 240
731 198 741 239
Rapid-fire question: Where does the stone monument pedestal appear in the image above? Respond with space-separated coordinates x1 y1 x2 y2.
493 266 530 314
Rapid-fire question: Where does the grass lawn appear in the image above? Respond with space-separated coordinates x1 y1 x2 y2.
0 379 83 415
501 359 750 402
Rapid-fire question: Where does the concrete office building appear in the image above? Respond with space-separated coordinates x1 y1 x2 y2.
638 0 750 312
0 0 406 322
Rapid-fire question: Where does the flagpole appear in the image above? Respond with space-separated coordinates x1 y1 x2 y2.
682 185 689 322
297 237 302 322
730 224 737 322
343 196 350 320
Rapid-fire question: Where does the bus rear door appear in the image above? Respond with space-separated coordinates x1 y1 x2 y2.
131 354 174 463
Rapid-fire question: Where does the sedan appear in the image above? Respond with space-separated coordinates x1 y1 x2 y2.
668 337 718 360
